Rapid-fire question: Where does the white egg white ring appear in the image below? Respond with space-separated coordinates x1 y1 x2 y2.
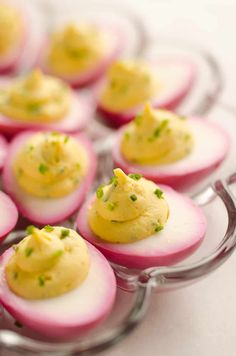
0 191 18 241
113 118 230 189
96 57 196 126
0 242 116 338
77 186 207 269
2 131 97 225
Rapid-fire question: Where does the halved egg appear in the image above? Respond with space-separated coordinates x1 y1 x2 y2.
76 169 207 269
0 1 43 75
0 227 116 338
0 191 18 242
38 22 124 88
2 131 97 225
0 71 92 137
96 58 196 127
112 106 229 190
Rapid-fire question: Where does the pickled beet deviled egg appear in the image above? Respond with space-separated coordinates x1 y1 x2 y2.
0 191 18 242
0 2 26 74
2 131 97 224
0 69 92 136
96 59 196 127
39 22 124 88
0 226 116 338
77 169 207 269
112 104 229 190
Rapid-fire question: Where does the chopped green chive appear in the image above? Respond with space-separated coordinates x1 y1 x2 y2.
17 168 23 176
25 247 34 257
64 135 69 143
60 229 70 239
76 163 81 170
124 131 130 140
96 185 104 199
184 134 191 141
109 176 118 187
28 145 34 152
134 114 142 126
13 271 18 280
128 173 142 180
130 194 137 202
54 250 64 258
107 202 117 211
154 188 164 199
38 163 48 174
155 224 164 233
153 119 169 138
44 225 54 232
26 225 35 235
38 276 45 287
27 103 41 113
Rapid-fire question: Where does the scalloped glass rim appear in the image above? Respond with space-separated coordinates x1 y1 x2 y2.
41 0 148 57
142 36 223 116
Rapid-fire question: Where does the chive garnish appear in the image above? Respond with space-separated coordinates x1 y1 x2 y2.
44 225 54 232
153 119 169 138
155 224 164 233
124 131 130 140
134 114 142 126
107 202 117 211
109 176 118 187
25 247 34 257
38 163 48 174
76 163 81 170
64 135 69 143
60 229 70 239
38 276 45 287
96 185 104 199
13 271 18 280
128 173 142 180
154 188 164 199
26 225 35 235
130 194 137 202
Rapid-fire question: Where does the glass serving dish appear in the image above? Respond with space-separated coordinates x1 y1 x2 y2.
0 103 236 355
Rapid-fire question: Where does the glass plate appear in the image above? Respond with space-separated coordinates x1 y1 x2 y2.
0 103 236 355
142 37 223 116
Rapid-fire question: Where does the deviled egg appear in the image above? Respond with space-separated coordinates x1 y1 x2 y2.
112 104 229 189
96 59 196 127
0 226 116 338
77 168 207 269
0 69 92 136
0 191 18 242
39 22 123 88
2 131 96 224
0 2 25 74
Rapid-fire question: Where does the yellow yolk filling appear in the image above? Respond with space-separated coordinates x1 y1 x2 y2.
88 168 169 243
5 226 90 299
0 3 23 55
121 104 194 165
0 70 71 123
47 23 108 76
100 60 158 111
13 132 88 198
